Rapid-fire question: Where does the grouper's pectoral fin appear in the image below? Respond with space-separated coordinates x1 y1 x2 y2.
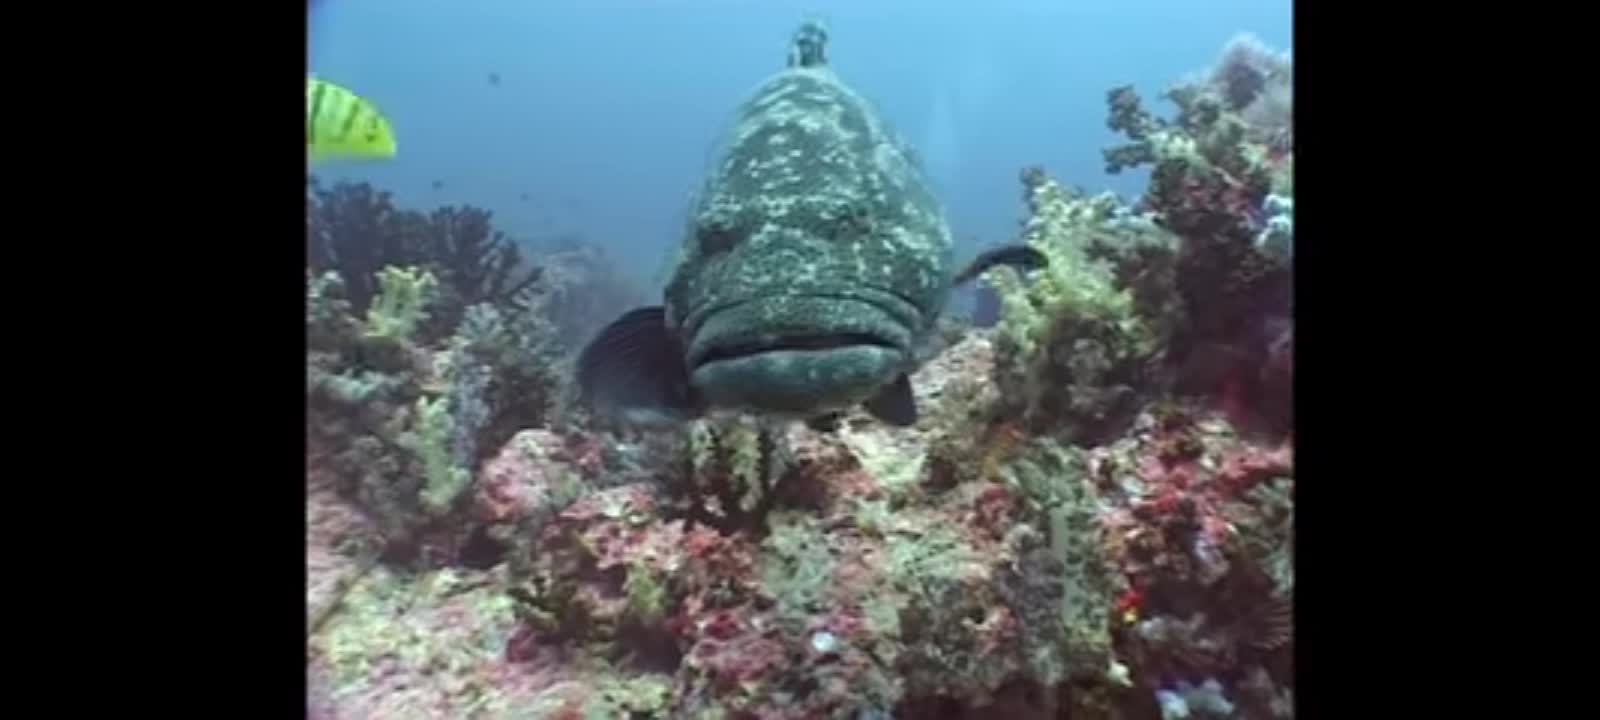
863 374 917 427
951 244 1048 286
576 306 703 425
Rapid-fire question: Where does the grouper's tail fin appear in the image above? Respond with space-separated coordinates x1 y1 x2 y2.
952 244 1048 286
787 18 829 68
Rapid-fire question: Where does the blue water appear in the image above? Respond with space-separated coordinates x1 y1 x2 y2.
309 0 1290 290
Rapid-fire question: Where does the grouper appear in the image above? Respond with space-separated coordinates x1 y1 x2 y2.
577 20 1044 430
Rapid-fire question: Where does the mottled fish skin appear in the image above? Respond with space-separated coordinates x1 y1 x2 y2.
661 26 955 417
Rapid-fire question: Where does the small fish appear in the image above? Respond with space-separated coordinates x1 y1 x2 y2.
431 179 445 191
306 76 397 162
577 20 1044 431
488 71 501 87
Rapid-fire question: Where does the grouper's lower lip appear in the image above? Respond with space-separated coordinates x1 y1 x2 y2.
686 294 918 370
691 331 898 370
685 294 918 414
690 345 903 415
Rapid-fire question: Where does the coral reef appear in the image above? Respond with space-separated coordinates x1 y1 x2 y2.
364 265 439 342
437 302 566 467
308 329 1293 719
306 264 565 562
1093 33 1293 436
306 178 420 314
418 205 545 330
307 177 543 344
305 32 1292 720
986 169 1174 444
1090 404 1294 719
532 233 650 352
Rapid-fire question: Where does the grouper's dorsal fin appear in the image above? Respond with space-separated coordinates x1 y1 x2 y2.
787 19 829 68
951 244 1048 286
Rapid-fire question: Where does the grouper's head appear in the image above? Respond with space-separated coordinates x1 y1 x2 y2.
665 214 951 417
662 68 953 417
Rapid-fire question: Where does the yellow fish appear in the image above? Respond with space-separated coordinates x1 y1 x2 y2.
306 76 397 161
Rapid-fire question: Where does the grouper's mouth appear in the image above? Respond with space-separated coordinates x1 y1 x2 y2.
690 332 899 371
683 293 921 415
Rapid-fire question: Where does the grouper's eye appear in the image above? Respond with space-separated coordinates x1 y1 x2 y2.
697 223 740 257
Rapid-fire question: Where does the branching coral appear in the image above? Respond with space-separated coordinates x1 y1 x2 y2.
437 303 565 467
307 260 566 561
1095 35 1294 437
401 395 473 517
308 177 545 344
308 266 463 530
307 269 427 455
1210 33 1292 152
414 205 544 336
663 415 796 535
363 265 438 343
307 178 422 313
986 168 1166 443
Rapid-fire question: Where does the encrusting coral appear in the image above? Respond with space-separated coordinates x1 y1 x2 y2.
306 32 1293 720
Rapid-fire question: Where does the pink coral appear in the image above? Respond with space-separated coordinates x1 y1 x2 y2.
1089 404 1293 700
473 429 586 525
1217 443 1293 497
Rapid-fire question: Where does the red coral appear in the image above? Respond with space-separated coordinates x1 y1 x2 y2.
785 427 882 511
686 621 789 692
546 706 583 720
1114 585 1144 616
1137 452 1197 501
971 605 1020 659
815 604 870 645
561 433 607 481
697 608 746 642
505 623 540 662
684 529 759 591
577 515 658 571
474 429 584 525
1216 443 1292 496
558 484 656 524
1153 168 1264 242
827 468 884 505
682 524 726 559
966 482 1018 538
